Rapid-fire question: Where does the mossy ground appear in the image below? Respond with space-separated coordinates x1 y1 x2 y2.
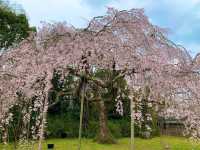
1 136 200 150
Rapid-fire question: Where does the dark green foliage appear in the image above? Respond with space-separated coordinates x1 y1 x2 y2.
0 0 35 49
46 68 160 139
46 115 155 139
47 115 79 138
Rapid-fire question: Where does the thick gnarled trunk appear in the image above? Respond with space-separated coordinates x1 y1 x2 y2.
96 99 115 144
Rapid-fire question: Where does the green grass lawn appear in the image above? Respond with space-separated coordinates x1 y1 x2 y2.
1 136 200 150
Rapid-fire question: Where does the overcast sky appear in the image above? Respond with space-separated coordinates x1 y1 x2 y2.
10 0 200 56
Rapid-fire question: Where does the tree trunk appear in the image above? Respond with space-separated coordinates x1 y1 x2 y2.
38 93 48 150
2 126 8 145
38 75 51 150
130 93 135 150
78 81 86 150
96 99 116 144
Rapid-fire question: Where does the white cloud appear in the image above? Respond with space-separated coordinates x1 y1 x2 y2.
10 0 200 55
190 0 200 5
12 0 93 27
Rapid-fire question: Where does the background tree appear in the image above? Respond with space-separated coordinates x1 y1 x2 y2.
0 0 35 50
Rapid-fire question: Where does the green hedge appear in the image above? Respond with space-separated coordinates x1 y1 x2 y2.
47 116 159 139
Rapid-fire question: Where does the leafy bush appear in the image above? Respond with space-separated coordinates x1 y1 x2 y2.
46 114 156 139
108 121 122 138
47 115 79 138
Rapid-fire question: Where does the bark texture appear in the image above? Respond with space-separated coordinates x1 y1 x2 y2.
96 99 116 144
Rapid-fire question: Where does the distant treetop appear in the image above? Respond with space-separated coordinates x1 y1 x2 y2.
0 0 36 50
